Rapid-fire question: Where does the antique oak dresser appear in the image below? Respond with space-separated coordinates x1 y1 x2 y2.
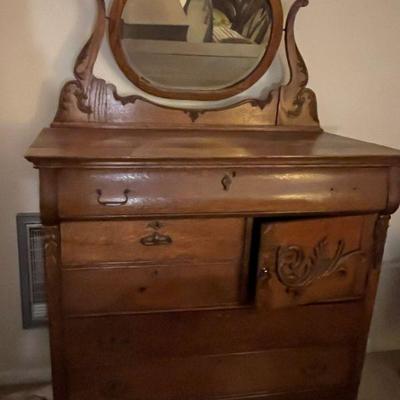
26 1 400 399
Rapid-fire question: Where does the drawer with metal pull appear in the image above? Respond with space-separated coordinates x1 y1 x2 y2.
60 218 250 315
61 218 248 266
56 167 388 218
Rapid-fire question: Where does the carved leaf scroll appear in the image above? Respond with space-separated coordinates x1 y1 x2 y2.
55 0 108 122
276 237 359 288
55 0 160 124
277 0 320 126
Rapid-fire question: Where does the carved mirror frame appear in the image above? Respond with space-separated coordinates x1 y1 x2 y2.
54 0 320 130
109 0 284 101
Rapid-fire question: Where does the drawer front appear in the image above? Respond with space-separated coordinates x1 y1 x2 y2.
64 302 363 365
62 263 247 315
257 215 376 309
61 218 249 314
61 218 246 265
67 346 353 400
57 167 388 218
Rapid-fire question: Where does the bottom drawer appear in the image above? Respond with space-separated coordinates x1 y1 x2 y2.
67 346 353 400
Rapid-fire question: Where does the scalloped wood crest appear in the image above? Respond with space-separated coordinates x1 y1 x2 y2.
53 0 320 130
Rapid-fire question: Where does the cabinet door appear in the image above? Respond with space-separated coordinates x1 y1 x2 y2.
256 215 376 309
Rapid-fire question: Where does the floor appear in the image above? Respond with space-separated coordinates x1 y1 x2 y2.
0 351 399 399
358 351 400 400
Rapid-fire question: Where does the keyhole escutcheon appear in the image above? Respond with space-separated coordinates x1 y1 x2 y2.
221 171 236 191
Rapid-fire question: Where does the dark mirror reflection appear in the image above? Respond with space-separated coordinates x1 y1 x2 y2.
121 0 273 90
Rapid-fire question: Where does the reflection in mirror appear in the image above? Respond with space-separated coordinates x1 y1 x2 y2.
120 0 273 90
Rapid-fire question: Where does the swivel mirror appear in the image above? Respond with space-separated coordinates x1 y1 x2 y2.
110 0 283 100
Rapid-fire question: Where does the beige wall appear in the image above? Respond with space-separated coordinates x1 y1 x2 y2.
0 0 399 385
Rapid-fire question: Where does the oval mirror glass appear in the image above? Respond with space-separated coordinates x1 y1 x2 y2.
110 0 283 100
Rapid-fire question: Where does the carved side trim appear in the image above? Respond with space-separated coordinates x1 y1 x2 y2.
277 0 320 126
43 226 68 398
44 227 58 264
373 215 390 270
276 237 360 288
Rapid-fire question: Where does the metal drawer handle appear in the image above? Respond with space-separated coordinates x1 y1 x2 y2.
140 232 173 246
96 189 130 207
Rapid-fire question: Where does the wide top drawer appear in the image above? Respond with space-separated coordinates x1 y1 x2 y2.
54 167 388 218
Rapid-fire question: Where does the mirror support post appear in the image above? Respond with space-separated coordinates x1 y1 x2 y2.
277 0 320 126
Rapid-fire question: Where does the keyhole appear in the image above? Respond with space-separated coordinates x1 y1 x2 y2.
222 172 235 191
258 266 271 281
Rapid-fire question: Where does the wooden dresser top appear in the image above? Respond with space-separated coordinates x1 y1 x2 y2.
26 128 400 166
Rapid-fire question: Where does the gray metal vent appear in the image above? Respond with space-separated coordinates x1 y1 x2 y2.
17 214 48 328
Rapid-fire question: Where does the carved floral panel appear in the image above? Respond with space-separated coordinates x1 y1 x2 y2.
257 215 376 309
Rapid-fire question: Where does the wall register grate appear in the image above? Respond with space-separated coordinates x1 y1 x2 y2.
17 214 47 328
